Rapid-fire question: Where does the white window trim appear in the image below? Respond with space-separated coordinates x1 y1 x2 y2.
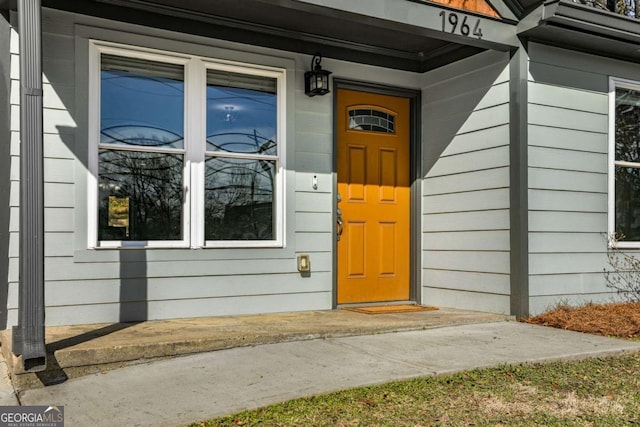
608 76 640 249
88 40 286 249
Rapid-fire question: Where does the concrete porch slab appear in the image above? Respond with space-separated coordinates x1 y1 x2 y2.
0 307 510 394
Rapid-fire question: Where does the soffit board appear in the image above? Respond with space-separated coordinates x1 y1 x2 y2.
36 0 518 72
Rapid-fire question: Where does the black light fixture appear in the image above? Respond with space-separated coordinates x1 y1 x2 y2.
304 54 331 97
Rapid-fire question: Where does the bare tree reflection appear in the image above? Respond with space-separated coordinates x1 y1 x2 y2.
205 131 276 240
614 88 640 241
98 126 277 242
98 126 184 241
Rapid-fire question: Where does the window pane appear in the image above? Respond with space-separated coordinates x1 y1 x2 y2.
348 108 395 133
615 87 640 163
205 157 275 240
99 149 184 241
615 166 640 241
101 54 184 149
206 70 277 154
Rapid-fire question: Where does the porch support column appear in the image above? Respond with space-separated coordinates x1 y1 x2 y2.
509 40 530 319
12 0 46 372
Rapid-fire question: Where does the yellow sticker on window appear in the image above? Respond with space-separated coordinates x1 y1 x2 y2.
108 196 130 228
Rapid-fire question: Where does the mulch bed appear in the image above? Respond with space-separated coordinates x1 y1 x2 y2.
522 301 640 339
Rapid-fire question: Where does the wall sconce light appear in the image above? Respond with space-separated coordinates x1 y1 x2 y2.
304 54 332 97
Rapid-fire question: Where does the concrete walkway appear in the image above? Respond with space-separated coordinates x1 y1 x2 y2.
1 307 509 390
12 321 640 427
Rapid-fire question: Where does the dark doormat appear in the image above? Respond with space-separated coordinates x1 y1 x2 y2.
341 304 439 315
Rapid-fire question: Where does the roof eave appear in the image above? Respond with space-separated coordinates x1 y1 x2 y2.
518 0 640 63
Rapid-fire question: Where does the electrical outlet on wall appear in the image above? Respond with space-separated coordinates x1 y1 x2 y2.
297 254 311 273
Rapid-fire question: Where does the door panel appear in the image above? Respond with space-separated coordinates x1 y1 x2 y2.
337 89 411 304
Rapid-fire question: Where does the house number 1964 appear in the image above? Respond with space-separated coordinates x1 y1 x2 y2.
439 11 483 39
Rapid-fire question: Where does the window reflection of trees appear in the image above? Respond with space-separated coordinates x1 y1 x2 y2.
99 58 186 242
615 88 640 241
98 58 281 242
98 125 184 241
204 74 278 241
99 126 277 242
205 132 276 240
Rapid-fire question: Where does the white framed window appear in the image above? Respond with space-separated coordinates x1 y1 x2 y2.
609 77 640 248
88 41 286 249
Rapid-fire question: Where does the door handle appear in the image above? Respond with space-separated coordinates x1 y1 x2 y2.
336 208 344 241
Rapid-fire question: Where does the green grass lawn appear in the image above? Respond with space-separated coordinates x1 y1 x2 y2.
189 352 640 427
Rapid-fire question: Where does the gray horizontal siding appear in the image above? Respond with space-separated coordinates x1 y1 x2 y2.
529 253 609 275
8 182 17 206
6 272 333 309
43 292 333 326
422 287 510 314
529 125 607 154
529 273 617 297
428 104 509 143
424 188 509 214
295 192 332 213
43 133 75 159
43 32 74 61
39 58 75 87
294 105 331 133
529 190 606 213
9 52 17 80
294 131 332 155
426 146 509 178
9 252 333 283
423 166 510 196
43 106 77 134
423 230 510 251
423 251 510 274
421 51 511 315
296 212 332 233
295 152 332 174
529 169 607 193
9 207 75 233
7 20 19 330
9 232 75 258
526 43 621 314
530 42 640 87
424 82 509 118
423 270 510 295
11 80 74 112
529 62 607 94
529 81 608 114
529 212 606 233
1 14 10 331
528 233 606 253
424 209 510 232
423 52 509 97
438 124 509 157
44 183 74 208
44 158 74 183
9 130 18 156
529 147 606 174
295 232 332 252
529 104 607 133
74 247 299 263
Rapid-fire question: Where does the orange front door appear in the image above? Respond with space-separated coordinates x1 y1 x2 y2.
336 89 411 304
